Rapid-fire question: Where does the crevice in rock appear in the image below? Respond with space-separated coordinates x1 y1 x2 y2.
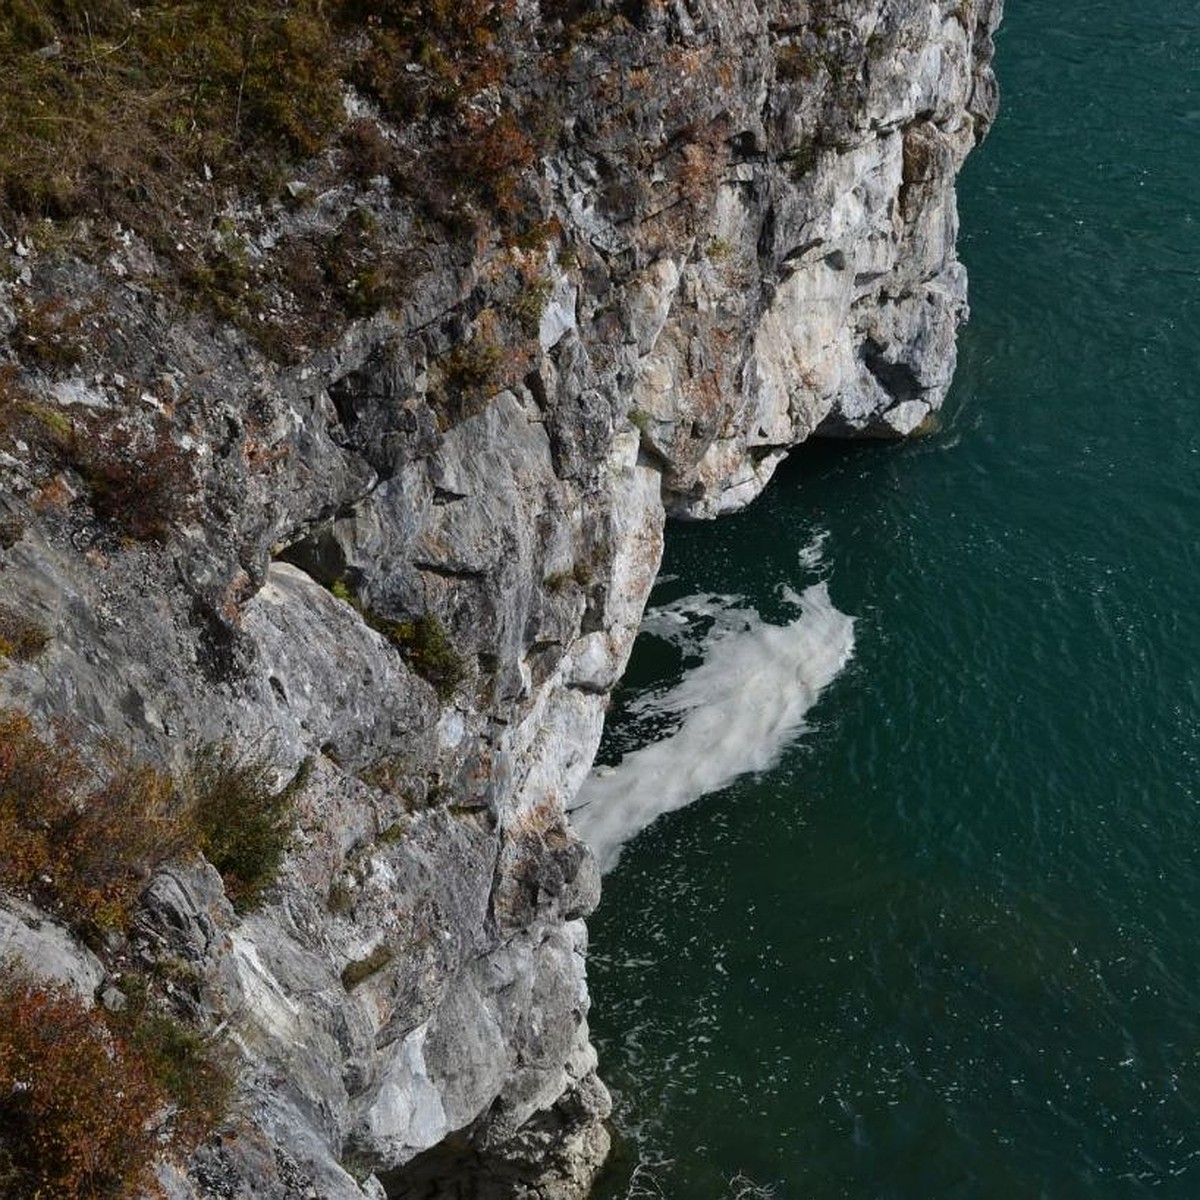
413 561 487 582
861 338 922 404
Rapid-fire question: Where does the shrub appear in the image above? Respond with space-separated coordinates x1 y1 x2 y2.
629 407 653 435
447 111 536 214
0 602 50 662
370 613 466 700
510 275 553 338
0 972 165 1200
0 707 305 921
58 761 190 932
70 415 196 543
440 334 506 398
0 710 189 933
430 325 515 427
112 1002 232 1147
0 391 195 544
0 0 537 237
0 515 25 550
187 747 306 912
775 40 824 83
0 364 70 460
0 966 232 1198
336 0 517 122
341 117 396 184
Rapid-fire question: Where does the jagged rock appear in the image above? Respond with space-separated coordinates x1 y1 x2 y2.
0 0 1001 1195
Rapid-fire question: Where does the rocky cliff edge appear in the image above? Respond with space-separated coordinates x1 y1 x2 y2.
0 1 1000 1195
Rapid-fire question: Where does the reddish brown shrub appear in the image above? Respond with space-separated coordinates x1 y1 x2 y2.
341 117 396 183
0 973 165 1200
0 601 50 662
70 415 196 544
0 710 190 933
12 296 89 368
338 0 517 119
449 112 537 214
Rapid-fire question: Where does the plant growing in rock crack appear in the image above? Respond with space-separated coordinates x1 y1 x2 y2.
71 416 197 544
11 295 91 368
329 579 466 700
0 515 25 550
184 747 310 912
629 407 653 435
509 275 554 337
340 944 394 990
0 388 196 544
430 332 508 429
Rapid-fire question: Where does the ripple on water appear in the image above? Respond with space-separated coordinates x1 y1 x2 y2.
588 1 1200 1193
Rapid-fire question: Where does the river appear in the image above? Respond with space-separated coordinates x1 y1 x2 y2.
584 2 1200 1196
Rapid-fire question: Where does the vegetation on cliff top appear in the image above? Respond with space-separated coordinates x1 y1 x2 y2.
0 0 530 233
0 0 563 360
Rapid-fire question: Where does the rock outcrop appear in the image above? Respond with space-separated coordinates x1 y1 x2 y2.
0 0 1001 1195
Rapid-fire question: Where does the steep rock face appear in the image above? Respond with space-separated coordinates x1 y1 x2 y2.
0 0 1000 1196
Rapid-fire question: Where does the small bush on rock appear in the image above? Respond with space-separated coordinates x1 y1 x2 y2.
0 972 166 1200
0 707 306 923
386 614 467 700
0 710 189 933
340 944 394 990
71 415 196 544
0 602 50 662
111 994 233 1147
187 747 306 912
329 581 466 699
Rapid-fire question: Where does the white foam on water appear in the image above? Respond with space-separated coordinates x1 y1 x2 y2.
571 581 855 872
797 528 830 572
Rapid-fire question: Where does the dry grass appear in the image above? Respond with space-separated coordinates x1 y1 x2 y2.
0 0 343 228
0 0 537 237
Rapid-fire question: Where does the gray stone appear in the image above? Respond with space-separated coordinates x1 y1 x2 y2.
0 1 1001 1195
0 894 104 1000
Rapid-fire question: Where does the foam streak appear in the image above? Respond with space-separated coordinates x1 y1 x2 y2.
572 582 855 872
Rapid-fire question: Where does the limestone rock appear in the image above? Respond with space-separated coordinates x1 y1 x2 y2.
0 0 1001 1195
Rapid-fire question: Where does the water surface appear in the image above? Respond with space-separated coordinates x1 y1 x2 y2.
587 2 1200 1195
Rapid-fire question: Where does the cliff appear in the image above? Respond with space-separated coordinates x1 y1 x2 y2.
0 1 1000 1196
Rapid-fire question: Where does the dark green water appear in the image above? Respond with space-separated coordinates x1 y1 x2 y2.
587 2 1200 1196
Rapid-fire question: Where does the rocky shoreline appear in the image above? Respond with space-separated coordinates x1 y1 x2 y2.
0 1 1000 1195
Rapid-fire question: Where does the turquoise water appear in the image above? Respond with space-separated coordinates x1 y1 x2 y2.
587 2 1200 1196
